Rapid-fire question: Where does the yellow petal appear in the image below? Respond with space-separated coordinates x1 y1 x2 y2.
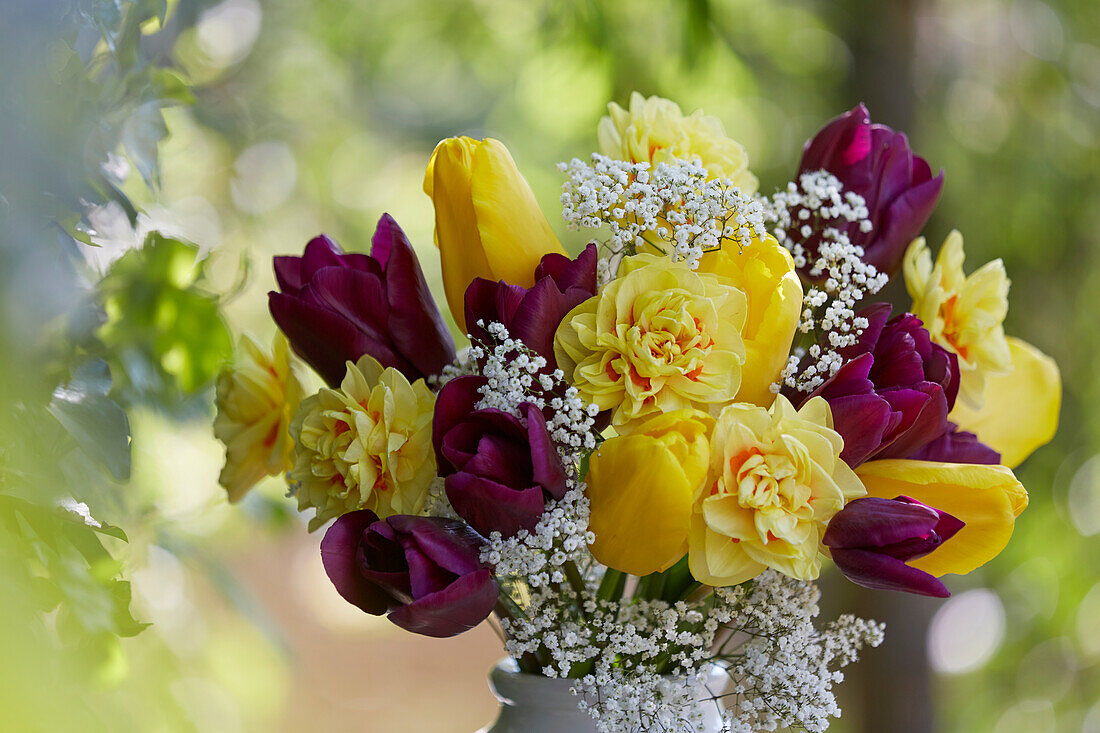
424 136 564 333
698 236 802 406
950 337 1061 468
586 434 694 575
470 138 565 289
856 459 1027 577
687 513 766 586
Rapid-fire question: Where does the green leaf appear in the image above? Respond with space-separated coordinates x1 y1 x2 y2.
48 360 131 481
121 101 167 188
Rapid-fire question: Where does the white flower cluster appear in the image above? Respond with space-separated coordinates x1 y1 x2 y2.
471 321 600 466
559 153 767 271
764 170 888 393
426 345 479 390
717 572 885 733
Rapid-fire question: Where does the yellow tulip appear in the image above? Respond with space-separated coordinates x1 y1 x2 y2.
855 459 1027 577
585 410 714 576
697 235 803 406
950 337 1061 468
214 334 303 503
423 136 565 332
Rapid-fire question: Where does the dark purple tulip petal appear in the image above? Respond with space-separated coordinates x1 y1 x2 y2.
270 216 455 386
910 423 1001 465
797 104 943 276
270 292 403 386
464 244 598 370
802 305 961 467
320 510 394 615
825 495 963 597
824 497 940 549
372 214 457 379
388 568 498 638
445 472 547 537
830 547 950 597
522 402 568 500
432 376 488 473
322 512 497 638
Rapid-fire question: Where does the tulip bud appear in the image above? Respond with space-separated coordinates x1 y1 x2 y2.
824 496 964 598
423 136 566 332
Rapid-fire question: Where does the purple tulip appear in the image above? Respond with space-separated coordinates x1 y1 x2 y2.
910 422 1001 465
433 376 568 537
464 244 598 368
320 509 498 638
269 214 456 386
798 103 944 276
802 303 960 467
824 496 964 597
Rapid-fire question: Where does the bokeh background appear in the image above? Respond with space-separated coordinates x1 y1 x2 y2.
1 0 1098 731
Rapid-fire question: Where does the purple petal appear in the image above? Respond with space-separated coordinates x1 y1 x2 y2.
372 214 456 379
522 402 568 500
535 243 599 294
864 172 944 275
309 266 391 342
830 547 950 597
320 510 393 615
445 472 546 537
270 291 401 386
388 516 485 577
876 384 948 460
273 255 304 293
432 377 489 472
824 497 941 550
909 423 1001 465
440 410 527 475
299 234 348 282
387 568 498 638
402 545 458 598
828 393 896 467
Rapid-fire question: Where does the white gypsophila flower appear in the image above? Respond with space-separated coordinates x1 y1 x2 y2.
427 346 479 390
468 324 883 731
559 153 766 275
762 170 887 393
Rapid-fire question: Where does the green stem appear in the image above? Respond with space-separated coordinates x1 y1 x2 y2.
596 568 626 603
563 560 588 600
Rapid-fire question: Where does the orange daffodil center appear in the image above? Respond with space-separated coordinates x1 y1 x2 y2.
554 253 747 430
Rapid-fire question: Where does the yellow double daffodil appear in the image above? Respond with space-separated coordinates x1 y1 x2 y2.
903 232 1061 467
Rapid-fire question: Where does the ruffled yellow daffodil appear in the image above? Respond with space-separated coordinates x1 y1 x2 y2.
689 396 865 586
904 231 1061 466
856 459 1027 577
697 235 803 406
554 254 747 430
424 136 565 332
949 337 1061 468
598 92 758 193
585 410 714 576
290 354 436 531
904 231 1011 407
214 333 303 503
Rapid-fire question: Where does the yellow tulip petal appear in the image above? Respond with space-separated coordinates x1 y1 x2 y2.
586 434 694 575
425 138 490 331
856 459 1027 577
698 236 802 407
470 138 565 288
950 337 1061 468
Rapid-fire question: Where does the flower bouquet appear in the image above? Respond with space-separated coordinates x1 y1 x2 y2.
214 95 1061 732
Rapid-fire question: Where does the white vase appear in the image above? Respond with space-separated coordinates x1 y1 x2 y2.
478 659 728 733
